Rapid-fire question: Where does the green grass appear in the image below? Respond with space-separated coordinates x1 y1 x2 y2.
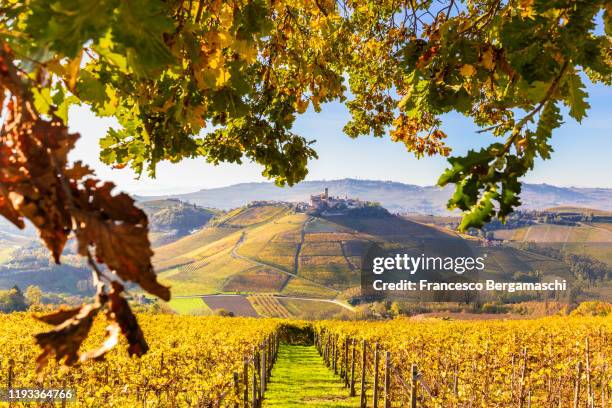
165 298 212 315
263 345 360 408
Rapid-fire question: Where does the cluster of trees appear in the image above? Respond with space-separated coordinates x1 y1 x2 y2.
0 285 48 312
483 210 611 231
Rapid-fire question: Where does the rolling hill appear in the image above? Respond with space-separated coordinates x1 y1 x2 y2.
0 198 218 293
152 203 577 302
493 221 612 265
0 198 603 311
141 179 612 214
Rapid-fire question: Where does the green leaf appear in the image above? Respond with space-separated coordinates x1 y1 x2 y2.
458 189 498 231
564 70 590 122
26 0 118 58
110 0 175 76
32 88 52 115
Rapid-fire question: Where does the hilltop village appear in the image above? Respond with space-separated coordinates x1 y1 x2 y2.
250 188 374 216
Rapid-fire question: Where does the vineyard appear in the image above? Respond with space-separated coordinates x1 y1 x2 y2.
315 317 612 407
0 314 610 407
0 314 279 407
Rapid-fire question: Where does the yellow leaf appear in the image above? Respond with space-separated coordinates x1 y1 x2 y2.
234 40 258 64
294 98 310 114
208 50 224 69
481 48 495 70
459 64 476 78
66 50 83 92
216 68 231 87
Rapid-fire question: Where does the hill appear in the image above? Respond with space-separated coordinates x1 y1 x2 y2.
141 179 612 214
140 199 218 245
0 199 218 293
153 203 578 304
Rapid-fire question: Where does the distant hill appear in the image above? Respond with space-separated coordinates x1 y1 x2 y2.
141 179 612 214
140 199 218 245
0 199 218 292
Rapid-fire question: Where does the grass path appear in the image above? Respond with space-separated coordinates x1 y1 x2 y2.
263 345 360 408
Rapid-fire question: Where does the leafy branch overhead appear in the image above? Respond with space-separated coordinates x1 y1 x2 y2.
3 0 610 226
0 0 610 364
0 46 168 368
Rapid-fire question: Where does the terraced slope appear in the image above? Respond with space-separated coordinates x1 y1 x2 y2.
154 203 578 300
492 222 612 265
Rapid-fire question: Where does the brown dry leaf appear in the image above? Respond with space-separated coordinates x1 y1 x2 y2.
73 182 170 301
34 302 102 371
35 306 82 325
65 161 94 181
0 194 24 228
0 89 76 262
108 282 149 357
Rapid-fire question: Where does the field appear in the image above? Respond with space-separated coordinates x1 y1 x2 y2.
249 294 292 318
202 295 259 317
166 298 212 315
0 314 610 407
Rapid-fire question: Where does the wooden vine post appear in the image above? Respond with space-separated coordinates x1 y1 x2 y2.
384 351 391 408
373 342 380 408
574 361 583 408
233 372 240 408
360 339 367 407
411 364 418 408
7 358 14 389
343 338 349 385
350 339 357 397
261 341 266 395
243 358 249 408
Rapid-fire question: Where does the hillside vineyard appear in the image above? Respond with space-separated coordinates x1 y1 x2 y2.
0 314 610 407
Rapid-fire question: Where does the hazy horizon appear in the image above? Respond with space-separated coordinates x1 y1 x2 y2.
135 177 612 198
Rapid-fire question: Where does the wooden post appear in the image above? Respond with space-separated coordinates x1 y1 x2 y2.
410 364 418 408
453 364 458 398
333 335 338 375
384 351 391 408
519 347 528 408
360 339 367 408
243 358 249 408
574 361 583 408
7 358 14 388
327 334 331 366
373 343 380 408
261 342 267 395
350 339 357 396
343 338 349 382
233 372 240 408
61 380 67 408
252 365 258 408
585 338 592 407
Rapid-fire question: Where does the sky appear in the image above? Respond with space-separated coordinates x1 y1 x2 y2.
68 79 612 195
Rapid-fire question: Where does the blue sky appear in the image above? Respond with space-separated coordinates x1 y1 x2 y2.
68 79 612 195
